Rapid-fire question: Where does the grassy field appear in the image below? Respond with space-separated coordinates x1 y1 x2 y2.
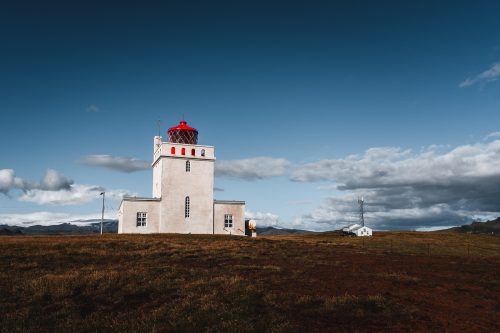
0 232 499 332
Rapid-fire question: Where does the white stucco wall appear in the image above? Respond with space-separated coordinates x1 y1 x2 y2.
213 201 245 236
153 142 215 234
118 199 161 234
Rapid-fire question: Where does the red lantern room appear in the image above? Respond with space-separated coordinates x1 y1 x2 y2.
167 120 198 144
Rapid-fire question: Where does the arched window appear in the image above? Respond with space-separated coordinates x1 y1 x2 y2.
171 147 176 154
191 148 195 156
181 148 186 155
201 149 206 157
186 160 190 172
185 196 190 218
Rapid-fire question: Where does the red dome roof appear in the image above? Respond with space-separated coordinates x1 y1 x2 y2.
167 120 198 133
167 120 198 144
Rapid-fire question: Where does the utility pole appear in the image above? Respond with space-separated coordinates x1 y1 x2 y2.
100 192 105 235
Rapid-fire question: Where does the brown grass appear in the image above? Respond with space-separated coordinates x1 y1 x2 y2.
0 232 499 332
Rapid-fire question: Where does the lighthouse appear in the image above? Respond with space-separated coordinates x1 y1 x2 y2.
118 119 247 235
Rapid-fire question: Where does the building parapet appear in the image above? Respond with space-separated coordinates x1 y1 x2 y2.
153 142 215 165
214 200 245 205
122 197 161 201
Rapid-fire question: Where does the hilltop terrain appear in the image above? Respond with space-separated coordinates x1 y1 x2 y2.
0 220 118 235
0 232 498 332
0 221 312 236
442 217 500 234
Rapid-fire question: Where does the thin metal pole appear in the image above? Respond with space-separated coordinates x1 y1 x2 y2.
100 192 105 235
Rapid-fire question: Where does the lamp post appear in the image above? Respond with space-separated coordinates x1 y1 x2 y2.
100 192 105 235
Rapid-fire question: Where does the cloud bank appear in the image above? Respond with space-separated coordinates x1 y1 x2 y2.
81 155 290 179
460 62 500 87
0 169 73 193
0 169 134 206
245 210 280 227
291 141 500 230
81 155 150 173
19 184 132 206
215 157 289 180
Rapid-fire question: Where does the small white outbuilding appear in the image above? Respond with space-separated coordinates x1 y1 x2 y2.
342 223 372 237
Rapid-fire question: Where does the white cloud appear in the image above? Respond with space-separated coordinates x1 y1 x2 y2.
39 169 73 190
0 211 116 227
0 169 23 193
485 131 500 140
1 168 134 206
415 226 458 232
245 210 280 227
86 105 99 113
19 184 133 206
459 62 500 87
216 157 289 180
0 169 72 193
364 147 410 160
81 155 150 173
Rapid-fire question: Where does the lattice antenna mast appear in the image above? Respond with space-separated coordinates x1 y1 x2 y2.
358 196 365 227
157 120 162 137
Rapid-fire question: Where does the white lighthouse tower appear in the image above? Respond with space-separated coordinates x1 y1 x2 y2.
152 120 215 233
118 119 247 235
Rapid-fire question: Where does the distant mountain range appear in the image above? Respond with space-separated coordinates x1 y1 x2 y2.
255 226 316 236
0 220 314 236
441 217 500 235
0 220 118 235
1 218 499 235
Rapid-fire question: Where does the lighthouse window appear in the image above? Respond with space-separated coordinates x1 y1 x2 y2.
171 147 175 154
201 149 205 157
224 214 233 228
136 212 147 227
185 196 190 218
181 148 186 155
186 160 191 172
191 148 195 156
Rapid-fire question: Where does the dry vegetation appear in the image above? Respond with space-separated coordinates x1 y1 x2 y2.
0 232 499 332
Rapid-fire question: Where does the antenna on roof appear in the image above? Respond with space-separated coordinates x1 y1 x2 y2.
157 119 161 137
358 196 365 227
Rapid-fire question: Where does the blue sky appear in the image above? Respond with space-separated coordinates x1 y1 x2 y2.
2 1 500 230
